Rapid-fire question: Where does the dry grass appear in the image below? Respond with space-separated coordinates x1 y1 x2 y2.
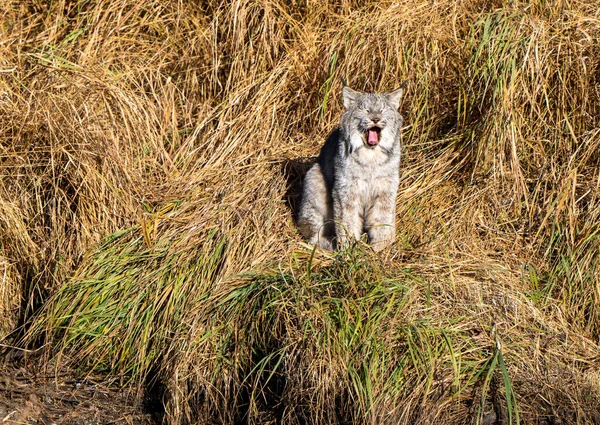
0 253 20 339
1 0 600 423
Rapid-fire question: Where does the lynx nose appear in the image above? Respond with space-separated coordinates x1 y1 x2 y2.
371 115 382 124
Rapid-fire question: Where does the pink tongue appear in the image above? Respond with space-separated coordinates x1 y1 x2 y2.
367 129 379 145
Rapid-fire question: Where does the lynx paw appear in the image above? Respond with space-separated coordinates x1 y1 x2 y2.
308 235 334 251
368 226 395 252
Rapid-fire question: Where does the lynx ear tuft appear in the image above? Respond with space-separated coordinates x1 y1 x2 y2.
342 86 360 109
387 79 408 110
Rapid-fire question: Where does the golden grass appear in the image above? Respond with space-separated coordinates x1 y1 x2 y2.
1 0 600 423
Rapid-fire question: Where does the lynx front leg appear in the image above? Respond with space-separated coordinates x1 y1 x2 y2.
333 193 363 249
365 193 396 252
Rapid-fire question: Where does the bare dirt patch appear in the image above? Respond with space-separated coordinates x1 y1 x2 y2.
0 361 154 425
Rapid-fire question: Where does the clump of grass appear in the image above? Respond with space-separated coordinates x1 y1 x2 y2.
28 224 228 383
30 235 600 424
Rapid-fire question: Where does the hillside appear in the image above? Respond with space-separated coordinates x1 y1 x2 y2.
1 0 599 423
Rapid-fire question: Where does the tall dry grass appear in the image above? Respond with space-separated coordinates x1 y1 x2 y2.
1 0 600 423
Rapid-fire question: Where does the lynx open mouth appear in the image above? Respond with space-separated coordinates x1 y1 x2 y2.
363 127 382 147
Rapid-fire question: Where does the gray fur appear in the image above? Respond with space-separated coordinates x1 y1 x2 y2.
297 85 404 251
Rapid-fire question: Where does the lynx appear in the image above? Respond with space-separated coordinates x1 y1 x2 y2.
297 83 404 251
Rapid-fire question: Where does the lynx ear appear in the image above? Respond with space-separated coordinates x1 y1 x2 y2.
387 87 404 110
387 80 408 110
342 86 360 109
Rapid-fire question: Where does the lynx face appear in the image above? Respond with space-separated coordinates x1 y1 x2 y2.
340 88 403 155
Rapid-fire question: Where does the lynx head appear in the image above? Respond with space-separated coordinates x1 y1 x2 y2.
340 84 404 154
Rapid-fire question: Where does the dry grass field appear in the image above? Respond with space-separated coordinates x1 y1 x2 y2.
1 0 600 423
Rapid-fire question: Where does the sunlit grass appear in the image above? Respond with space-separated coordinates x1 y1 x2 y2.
1 0 600 423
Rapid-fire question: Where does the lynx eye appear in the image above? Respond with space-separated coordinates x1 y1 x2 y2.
365 108 370 113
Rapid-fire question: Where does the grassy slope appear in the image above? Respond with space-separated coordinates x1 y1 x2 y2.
1 0 600 423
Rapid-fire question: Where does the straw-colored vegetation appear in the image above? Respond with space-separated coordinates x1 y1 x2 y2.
1 0 600 423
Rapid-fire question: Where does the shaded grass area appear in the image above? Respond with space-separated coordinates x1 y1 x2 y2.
1 0 600 423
